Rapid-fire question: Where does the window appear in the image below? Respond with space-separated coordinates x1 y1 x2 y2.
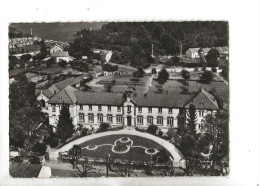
168 108 172 114
116 115 123 123
98 105 102 111
79 113 85 122
108 106 111 112
52 105 56 112
167 117 174 126
97 114 103 123
137 116 143 125
117 106 121 112
199 110 204 116
147 116 153 125
127 106 131 113
88 114 94 123
107 114 113 123
89 105 92 111
148 107 152 113
79 105 83 110
138 107 142 113
157 116 163 125
158 107 162 114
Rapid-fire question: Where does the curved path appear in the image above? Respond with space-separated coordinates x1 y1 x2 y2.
49 130 185 166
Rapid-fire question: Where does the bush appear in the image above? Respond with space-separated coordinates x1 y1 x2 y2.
31 142 47 155
147 124 158 135
50 137 59 148
200 70 214 83
81 128 89 137
97 122 110 133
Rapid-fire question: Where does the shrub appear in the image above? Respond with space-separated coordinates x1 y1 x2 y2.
31 142 47 155
97 122 110 133
50 137 59 148
147 124 158 135
81 128 89 137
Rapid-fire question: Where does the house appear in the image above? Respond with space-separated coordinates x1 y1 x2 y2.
186 48 200 58
10 164 51 178
186 47 229 59
50 44 74 63
36 75 88 112
46 88 219 133
90 66 103 78
92 49 113 62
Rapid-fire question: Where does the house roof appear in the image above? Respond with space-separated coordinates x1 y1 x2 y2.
75 92 124 106
25 72 37 79
50 51 69 57
187 48 200 53
183 88 219 110
48 86 77 104
52 76 85 91
9 164 42 178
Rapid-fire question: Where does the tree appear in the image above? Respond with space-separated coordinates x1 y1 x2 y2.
186 104 198 135
46 57 55 67
200 70 214 83
56 104 75 142
133 67 145 78
58 60 67 68
202 111 229 169
69 145 101 177
19 54 32 63
9 56 18 70
158 68 169 84
147 124 158 135
206 49 220 67
181 69 190 81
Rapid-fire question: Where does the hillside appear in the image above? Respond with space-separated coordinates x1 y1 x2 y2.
9 22 106 42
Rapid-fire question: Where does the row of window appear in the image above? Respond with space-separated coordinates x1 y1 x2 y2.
78 105 174 114
79 113 123 123
78 114 175 126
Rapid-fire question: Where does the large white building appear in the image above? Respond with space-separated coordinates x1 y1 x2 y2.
46 88 219 133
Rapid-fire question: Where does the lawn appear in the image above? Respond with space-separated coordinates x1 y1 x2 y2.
77 134 169 161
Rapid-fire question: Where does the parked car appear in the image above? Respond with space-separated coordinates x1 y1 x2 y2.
27 157 42 164
10 156 23 163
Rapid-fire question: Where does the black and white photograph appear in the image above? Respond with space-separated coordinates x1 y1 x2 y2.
8 21 230 178
0 0 259 186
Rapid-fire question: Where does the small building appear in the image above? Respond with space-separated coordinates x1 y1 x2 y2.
186 48 200 58
50 44 74 63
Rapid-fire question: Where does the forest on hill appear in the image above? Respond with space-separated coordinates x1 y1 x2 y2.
69 21 228 67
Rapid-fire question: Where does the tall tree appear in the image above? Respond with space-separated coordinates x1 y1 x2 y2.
9 73 48 148
200 70 214 83
133 67 145 78
202 111 229 168
186 104 198 135
56 104 75 142
206 48 220 67
158 68 169 84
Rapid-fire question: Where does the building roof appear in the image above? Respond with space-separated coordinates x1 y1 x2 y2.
50 51 69 57
9 164 42 178
187 48 200 53
25 72 37 79
183 88 219 110
132 92 191 108
52 75 85 91
75 92 124 106
48 86 77 104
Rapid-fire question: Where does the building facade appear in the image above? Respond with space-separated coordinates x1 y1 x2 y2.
46 88 219 133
